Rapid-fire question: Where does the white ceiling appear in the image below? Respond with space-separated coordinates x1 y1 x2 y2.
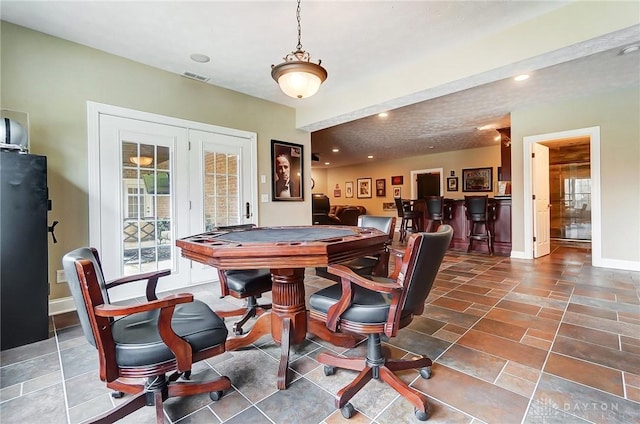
2 1 639 168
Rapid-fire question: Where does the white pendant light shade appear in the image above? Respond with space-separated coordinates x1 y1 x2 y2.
271 60 327 99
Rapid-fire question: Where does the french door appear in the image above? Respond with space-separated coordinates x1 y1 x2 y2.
88 103 257 301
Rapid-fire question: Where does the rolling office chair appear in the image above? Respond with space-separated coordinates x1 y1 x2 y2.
464 195 493 255
62 247 231 424
214 224 273 335
308 226 453 420
315 215 397 281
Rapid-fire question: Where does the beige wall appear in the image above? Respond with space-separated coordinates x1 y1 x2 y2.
1 22 311 301
511 87 640 263
312 146 501 216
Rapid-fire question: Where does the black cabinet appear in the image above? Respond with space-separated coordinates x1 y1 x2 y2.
1 151 49 350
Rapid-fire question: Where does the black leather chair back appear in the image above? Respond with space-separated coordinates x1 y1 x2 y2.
464 195 489 222
400 225 453 316
425 196 445 220
358 215 395 242
312 193 330 214
62 247 109 347
394 198 412 216
339 207 361 226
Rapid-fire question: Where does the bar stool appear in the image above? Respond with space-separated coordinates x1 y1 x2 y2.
395 197 418 243
464 195 493 255
425 196 445 232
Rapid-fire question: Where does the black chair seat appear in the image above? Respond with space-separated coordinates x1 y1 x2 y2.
224 269 272 295
113 300 228 368
309 278 394 324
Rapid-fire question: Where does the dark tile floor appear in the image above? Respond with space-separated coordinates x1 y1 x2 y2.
1 241 639 423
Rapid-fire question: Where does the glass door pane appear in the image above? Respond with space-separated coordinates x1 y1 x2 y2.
204 151 240 230
121 141 173 275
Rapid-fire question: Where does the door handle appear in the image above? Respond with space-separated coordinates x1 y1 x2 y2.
245 202 251 219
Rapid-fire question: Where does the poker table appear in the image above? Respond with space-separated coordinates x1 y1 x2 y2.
176 225 388 389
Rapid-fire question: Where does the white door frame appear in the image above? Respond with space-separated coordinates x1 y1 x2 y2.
410 168 444 199
87 101 258 275
522 126 601 266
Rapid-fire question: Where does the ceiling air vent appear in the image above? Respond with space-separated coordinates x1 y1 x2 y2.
182 71 210 82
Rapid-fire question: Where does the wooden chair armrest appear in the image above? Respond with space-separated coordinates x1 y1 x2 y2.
105 269 171 301
95 292 196 372
94 293 194 317
327 264 402 293
325 264 402 332
388 248 405 280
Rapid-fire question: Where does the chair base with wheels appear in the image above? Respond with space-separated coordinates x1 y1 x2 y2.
319 334 433 420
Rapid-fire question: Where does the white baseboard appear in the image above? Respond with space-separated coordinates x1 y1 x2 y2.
510 250 528 259
49 296 76 316
596 258 640 272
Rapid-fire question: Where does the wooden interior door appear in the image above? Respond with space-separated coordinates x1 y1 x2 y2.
533 143 551 258
417 172 441 197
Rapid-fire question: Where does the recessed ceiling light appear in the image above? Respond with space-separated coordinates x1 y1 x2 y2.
476 124 497 131
332 148 339 152
620 44 640 55
190 53 210 63
378 112 388 118
514 74 530 81
324 162 330 165
367 155 374 159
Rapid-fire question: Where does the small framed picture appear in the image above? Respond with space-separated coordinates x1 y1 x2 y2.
271 139 303 201
447 177 458 192
345 181 354 198
375 178 386 197
393 187 401 198
462 167 493 192
391 175 403 185
357 178 372 198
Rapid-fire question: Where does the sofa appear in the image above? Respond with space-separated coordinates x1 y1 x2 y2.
311 194 366 226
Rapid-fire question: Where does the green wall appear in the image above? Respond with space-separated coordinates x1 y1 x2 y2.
1 22 310 301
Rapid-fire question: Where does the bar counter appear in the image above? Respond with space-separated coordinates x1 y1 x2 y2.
412 197 511 256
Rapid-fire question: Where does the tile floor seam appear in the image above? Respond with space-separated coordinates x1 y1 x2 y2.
519 273 575 424
52 317 73 424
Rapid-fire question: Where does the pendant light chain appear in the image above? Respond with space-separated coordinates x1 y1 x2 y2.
271 0 327 99
296 0 302 51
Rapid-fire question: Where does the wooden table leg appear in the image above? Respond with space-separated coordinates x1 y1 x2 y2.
270 268 306 390
277 317 291 390
224 312 272 351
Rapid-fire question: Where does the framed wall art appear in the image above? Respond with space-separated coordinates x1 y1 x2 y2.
357 178 372 198
462 167 493 192
345 181 354 198
447 176 458 192
375 178 386 197
393 187 401 198
391 175 403 185
272 140 303 201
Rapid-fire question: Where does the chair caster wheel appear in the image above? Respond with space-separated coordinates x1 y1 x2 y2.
420 366 432 379
111 391 124 399
415 406 429 421
209 390 224 401
324 365 335 376
234 327 244 336
341 403 355 419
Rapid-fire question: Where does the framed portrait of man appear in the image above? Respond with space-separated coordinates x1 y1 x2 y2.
271 140 303 201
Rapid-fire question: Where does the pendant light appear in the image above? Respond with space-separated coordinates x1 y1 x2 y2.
271 0 327 99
